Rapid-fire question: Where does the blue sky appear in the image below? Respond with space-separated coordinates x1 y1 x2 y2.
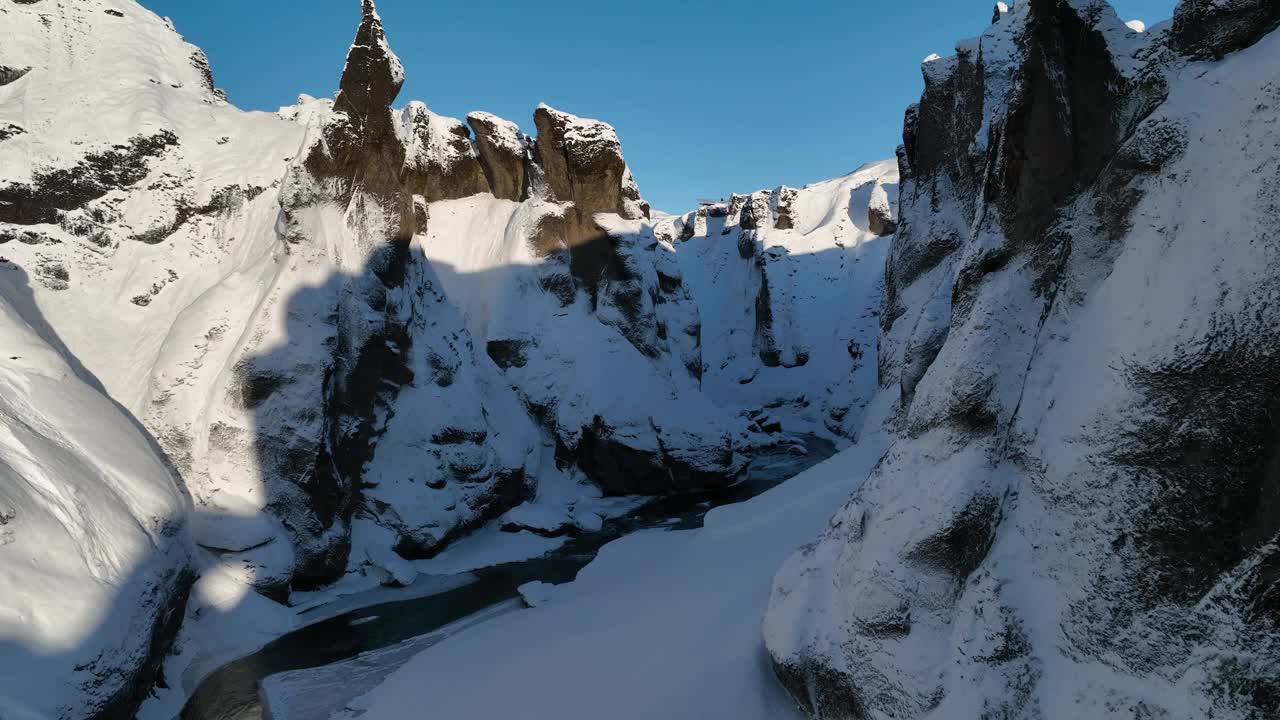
140 0 1178 212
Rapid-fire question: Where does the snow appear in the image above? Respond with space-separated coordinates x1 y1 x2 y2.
466 111 527 154
344 394 895 720
516 581 558 608
0 272 192 718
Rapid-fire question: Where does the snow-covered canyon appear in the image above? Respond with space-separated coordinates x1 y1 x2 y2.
1 0 1277 718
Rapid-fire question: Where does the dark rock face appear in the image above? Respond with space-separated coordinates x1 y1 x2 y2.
391 466 531 558
300 0 412 241
0 65 31 86
468 111 530 202
401 103 491 203
486 339 530 369
334 0 403 135
1170 0 1280 59
270 0 418 586
991 0 1132 247
0 130 179 225
867 203 896 236
533 104 647 261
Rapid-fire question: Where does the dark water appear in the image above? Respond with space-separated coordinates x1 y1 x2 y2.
179 435 835 720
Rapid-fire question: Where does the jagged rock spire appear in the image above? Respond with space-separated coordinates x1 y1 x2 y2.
335 0 405 124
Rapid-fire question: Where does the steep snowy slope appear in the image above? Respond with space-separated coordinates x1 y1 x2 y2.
0 274 192 720
766 2 1280 718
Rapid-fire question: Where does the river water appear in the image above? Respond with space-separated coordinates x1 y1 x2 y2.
180 435 835 720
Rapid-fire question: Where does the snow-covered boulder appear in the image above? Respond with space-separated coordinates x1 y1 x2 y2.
766 3 1280 718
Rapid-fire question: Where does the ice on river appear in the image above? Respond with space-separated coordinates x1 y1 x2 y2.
260 601 522 720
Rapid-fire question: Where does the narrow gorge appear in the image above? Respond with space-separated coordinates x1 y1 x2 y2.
0 0 1275 718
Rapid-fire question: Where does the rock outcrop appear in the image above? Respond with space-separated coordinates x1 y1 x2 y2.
766 2 1280 718
401 102 491 203
1170 0 1280 58
468 111 531 202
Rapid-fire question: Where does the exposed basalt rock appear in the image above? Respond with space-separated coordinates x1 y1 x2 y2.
468 111 530 201
772 658 869 720
400 102 490 202
298 0 412 239
754 266 781 367
0 124 23 142
130 184 264 245
738 191 772 232
772 186 799 230
335 1 403 135
904 494 1001 579
0 65 31 86
1170 0 1280 59
990 0 1136 248
189 49 217 95
533 104 648 278
487 339 530 369
879 54 982 335
0 130 179 225
1103 340 1280 613
868 203 896 236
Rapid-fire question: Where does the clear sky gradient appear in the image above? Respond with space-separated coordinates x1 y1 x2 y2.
139 0 1179 213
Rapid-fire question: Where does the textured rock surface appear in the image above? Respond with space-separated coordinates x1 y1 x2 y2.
1170 0 1280 58
401 102 490 203
468 111 530 202
533 104 648 259
766 3 1280 718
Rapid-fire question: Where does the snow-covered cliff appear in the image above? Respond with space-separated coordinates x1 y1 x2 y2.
765 2 1280 718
